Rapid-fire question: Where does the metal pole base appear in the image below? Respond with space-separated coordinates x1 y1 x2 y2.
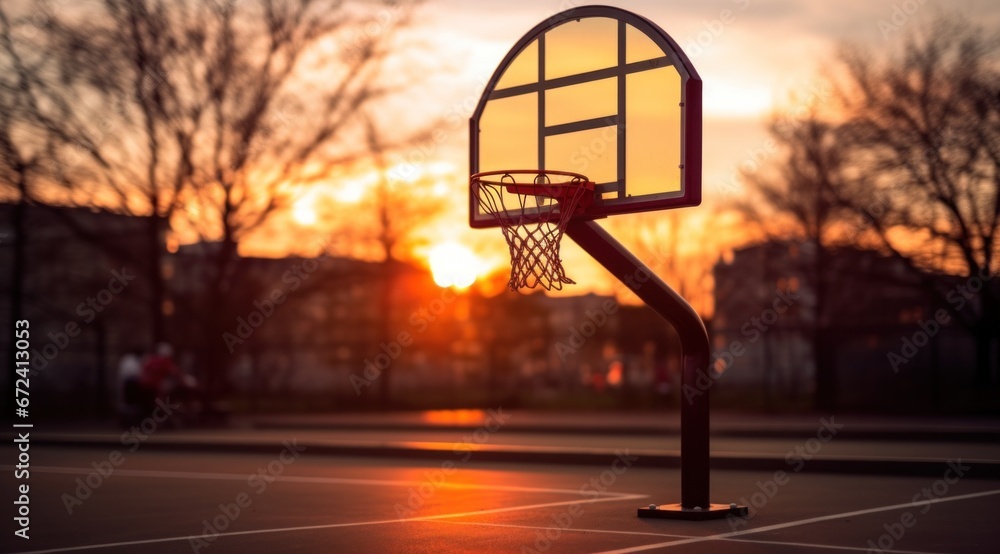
638 503 748 520
566 221 742 522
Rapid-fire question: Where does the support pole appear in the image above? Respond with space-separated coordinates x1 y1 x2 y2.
566 220 746 520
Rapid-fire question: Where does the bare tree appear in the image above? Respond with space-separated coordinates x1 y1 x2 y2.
0 5 45 419
738 114 860 247
0 6 110 415
359 114 443 264
736 111 864 409
349 112 443 405
837 15 1000 384
611 211 715 317
2 2 173 346
16 0 428 396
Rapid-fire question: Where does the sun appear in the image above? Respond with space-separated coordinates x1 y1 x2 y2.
293 198 317 226
428 243 481 289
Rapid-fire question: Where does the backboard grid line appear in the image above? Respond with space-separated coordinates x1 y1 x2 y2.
537 33 546 173
544 116 619 137
617 19 628 199
489 56 674 101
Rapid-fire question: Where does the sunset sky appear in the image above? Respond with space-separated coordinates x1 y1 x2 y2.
250 0 1000 308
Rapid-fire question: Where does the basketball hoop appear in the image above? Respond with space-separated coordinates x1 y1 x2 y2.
468 6 743 521
472 170 594 291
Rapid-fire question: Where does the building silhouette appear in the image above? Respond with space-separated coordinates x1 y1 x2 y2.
3 202 686 415
713 241 979 410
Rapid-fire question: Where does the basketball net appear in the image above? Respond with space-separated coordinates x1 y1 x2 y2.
472 171 593 291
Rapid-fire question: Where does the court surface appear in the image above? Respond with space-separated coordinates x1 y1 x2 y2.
4 445 998 553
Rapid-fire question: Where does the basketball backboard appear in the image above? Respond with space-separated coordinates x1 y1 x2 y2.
469 5 702 228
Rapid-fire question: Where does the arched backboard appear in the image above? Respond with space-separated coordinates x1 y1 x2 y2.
469 5 702 228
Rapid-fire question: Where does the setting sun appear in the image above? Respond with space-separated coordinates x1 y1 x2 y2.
292 198 317 226
428 242 481 289
293 197 318 226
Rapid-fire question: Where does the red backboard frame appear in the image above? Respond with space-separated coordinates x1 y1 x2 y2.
469 5 703 229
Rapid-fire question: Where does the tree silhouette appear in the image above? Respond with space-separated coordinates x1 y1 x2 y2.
3 0 429 398
611 211 715 318
346 112 443 405
736 110 866 409
0 5 46 420
837 15 1000 384
738 15 999 391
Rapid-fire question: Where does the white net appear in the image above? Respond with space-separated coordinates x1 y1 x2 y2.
472 172 592 291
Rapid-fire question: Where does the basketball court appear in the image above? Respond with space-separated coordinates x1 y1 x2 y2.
9 6 995 554
5 445 999 553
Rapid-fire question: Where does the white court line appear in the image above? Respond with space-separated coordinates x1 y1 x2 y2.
711 452 1000 465
596 488 1000 554
17 465 637 498
14 495 647 554
726 537 944 554
435 519 698 540
11 465 647 554
432 520 940 552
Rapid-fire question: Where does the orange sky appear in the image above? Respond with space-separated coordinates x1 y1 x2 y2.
240 0 999 309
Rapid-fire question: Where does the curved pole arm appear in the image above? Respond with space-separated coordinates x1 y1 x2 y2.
566 219 711 510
